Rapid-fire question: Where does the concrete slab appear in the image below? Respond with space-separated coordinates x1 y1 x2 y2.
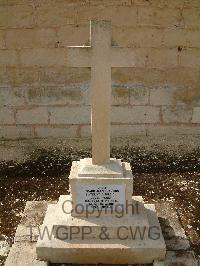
15 201 56 243
5 242 38 266
156 202 190 250
36 201 166 264
52 195 149 240
5 200 198 266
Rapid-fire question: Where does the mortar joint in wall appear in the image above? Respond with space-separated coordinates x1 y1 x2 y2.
77 125 82 138
33 126 37 138
47 110 51 124
136 5 139 26
159 106 163 124
147 88 150 106
13 108 17 124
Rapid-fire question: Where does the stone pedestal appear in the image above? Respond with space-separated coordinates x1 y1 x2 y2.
36 158 166 264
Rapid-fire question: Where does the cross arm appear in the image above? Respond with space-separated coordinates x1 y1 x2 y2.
66 46 92 67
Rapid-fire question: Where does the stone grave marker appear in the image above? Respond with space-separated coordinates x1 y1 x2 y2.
36 20 166 264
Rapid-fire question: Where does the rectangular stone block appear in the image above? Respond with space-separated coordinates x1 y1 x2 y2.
113 27 163 48
0 88 25 107
20 48 66 67
129 87 149 105
147 48 178 68
111 125 147 136
39 66 90 87
164 67 199 87
192 107 200 123
111 106 160 123
76 6 137 26
35 3 75 27
164 29 200 48
111 47 148 67
112 86 129 105
0 125 33 140
0 67 8 86
16 108 49 125
26 87 83 106
49 106 90 124
112 67 165 86
182 8 200 28
80 124 147 137
184 0 200 8
36 202 166 264
181 49 200 67
0 6 7 27
69 159 133 215
0 50 18 66
57 25 89 47
6 28 57 49
6 67 39 87
150 87 183 106
35 126 78 138
39 67 66 85
162 106 193 123
0 107 15 124
0 30 5 48
138 6 183 27
7 5 35 27
147 125 200 136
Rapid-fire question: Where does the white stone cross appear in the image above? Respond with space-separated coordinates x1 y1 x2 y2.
67 20 135 165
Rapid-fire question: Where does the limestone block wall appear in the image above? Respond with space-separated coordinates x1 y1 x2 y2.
0 0 200 140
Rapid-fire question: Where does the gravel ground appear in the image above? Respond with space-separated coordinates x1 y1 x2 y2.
0 145 199 265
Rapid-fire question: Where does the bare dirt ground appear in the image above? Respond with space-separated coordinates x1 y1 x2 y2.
0 145 199 265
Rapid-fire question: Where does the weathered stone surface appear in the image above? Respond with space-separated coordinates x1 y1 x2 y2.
6 28 57 49
0 107 15 124
0 125 34 140
111 106 160 123
69 159 133 214
162 106 193 124
0 50 18 66
5 199 198 265
20 48 67 67
0 241 10 257
192 107 200 123
4 242 46 266
35 126 79 138
16 108 49 125
45 202 150 240
26 86 84 106
0 0 200 140
129 87 149 105
49 106 90 124
0 88 25 107
36 202 165 264
156 202 190 251
147 125 200 136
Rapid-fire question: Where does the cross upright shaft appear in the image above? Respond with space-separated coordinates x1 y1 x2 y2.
66 20 135 165
90 20 111 165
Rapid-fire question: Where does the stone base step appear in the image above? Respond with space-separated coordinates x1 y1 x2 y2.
37 235 165 264
36 200 166 264
52 195 149 239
